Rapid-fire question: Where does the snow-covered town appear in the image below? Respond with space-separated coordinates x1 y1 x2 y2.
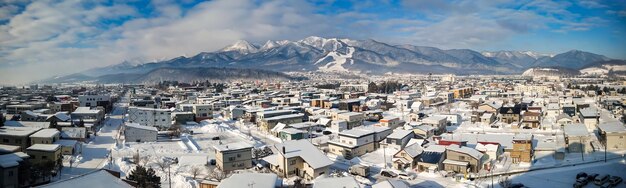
1 74 626 188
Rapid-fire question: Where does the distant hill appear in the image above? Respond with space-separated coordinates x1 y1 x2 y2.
40 67 297 84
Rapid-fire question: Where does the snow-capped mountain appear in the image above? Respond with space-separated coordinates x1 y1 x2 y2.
75 36 616 79
481 51 552 68
220 40 259 53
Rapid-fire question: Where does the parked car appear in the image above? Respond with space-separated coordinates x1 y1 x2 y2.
349 164 370 177
212 136 220 140
510 183 526 188
587 173 599 182
573 181 585 188
595 174 611 185
308 134 318 138
398 172 416 180
576 172 588 179
609 176 623 186
208 159 216 165
323 130 332 135
380 170 398 178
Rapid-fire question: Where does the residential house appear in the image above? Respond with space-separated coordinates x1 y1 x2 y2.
217 173 281 188
478 102 501 114
421 116 447 135
499 105 522 124
213 142 253 172
259 114 304 132
579 108 599 131
597 121 626 151
385 130 414 150
564 124 591 153
481 113 496 125
26 144 62 165
328 129 375 159
521 111 541 129
511 134 533 163
335 112 365 129
264 140 333 181
443 145 486 173
193 104 212 121
30 128 60 144
379 117 404 130
392 143 423 170
0 127 41 151
123 123 158 142
55 139 80 155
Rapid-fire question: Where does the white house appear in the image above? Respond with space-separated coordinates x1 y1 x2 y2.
78 95 111 108
124 123 158 142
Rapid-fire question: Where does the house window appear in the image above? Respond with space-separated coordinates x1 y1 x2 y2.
228 157 236 161
289 160 296 165
459 156 465 160
42 156 47 159
2 139 8 143
8 171 13 176
237 154 241 158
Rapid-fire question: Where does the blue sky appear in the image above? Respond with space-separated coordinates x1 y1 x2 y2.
0 0 625 84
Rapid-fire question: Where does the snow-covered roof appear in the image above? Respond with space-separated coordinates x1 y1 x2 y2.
314 176 360 188
73 107 102 114
217 173 281 188
264 113 304 121
273 140 333 169
27 144 60 152
54 139 78 147
446 144 484 160
30 128 60 138
0 126 42 137
49 112 71 121
579 107 599 117
4 121 49 129
442 159 470 166
513 133 533 141
61 127 86 138
402 143 423 157
280 128 306 134
372 179 409 188
480 113 494 119
387 129 413 139
0 152 24 168
125 123 157 132
598 121 626 133
271 122 287 132
556 113 572 120
289 122 319 129
564 124 588 137
340 128 374 138
38 169 133 188
213 141 253 152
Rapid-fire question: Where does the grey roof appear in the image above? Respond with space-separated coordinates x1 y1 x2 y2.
314 177 360 188
579 107 599 117
598 121 626 133
372 179 409 188
402 143 424 158
0 152 25 168
274 140 333 169
264 113 304 121
0 126 42 137
218 173 281 188
446 144 484 160
36 169 133 188
564 124 588 137
387 130 413 139
556 113 572 120
125 123 157 132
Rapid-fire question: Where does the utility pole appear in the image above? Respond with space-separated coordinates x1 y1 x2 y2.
382 144 387 169
168 164 172 188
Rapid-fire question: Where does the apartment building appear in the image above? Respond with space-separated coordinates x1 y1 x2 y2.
259 114 304 132
597 122 626 150
193 104 212 121
127 106 172 129
0 127 42 151
29 128 60 145
26 144 62 165
334 112 365 130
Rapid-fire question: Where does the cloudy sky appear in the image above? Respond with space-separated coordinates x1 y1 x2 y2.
1 0 625 84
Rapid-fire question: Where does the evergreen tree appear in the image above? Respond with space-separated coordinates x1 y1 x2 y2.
127 165 161 188
367 82 378 93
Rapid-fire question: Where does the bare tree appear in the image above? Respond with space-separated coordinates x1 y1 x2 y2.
156 159 170 172
210 168 227 181
190 166 202 179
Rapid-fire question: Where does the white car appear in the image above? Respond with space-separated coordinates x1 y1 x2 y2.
398 172 416 180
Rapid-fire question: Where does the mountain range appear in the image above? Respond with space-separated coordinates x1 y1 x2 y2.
49 36 619 83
